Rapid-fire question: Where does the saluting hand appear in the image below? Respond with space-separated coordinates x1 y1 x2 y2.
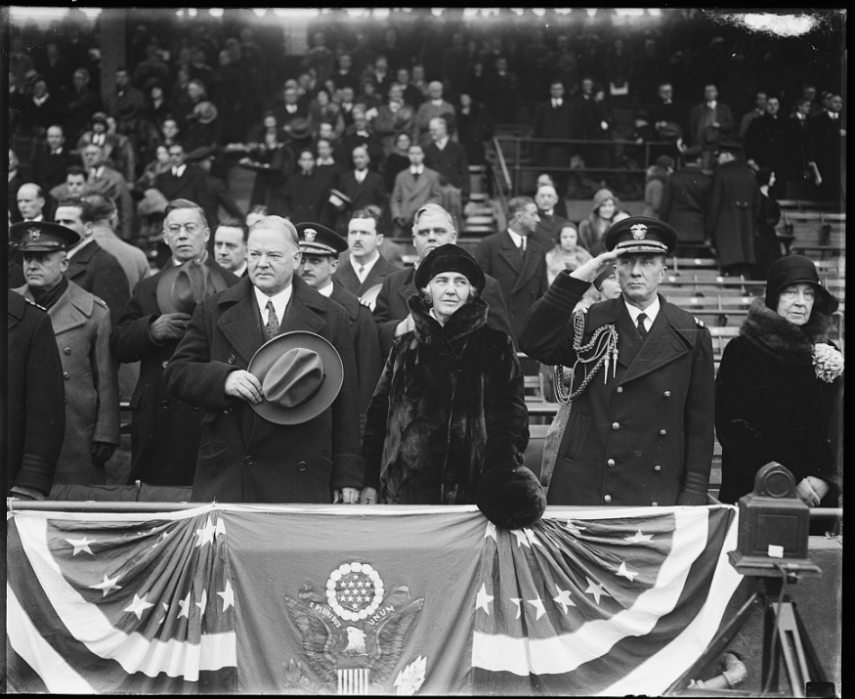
568 249 624 283
224 370 264 404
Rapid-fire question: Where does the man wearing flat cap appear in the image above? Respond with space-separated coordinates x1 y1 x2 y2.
164 215 364 503
111 199 240 487
296 222 383 431
520 216 715 507
11 220 120 487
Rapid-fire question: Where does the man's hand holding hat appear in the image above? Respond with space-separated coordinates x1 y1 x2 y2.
225 370 264 404
149 313 192 342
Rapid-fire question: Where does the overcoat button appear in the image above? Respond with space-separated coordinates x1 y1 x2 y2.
663 390 671 398
653 464 662 472
63 371 70 379
223 408 231 415
616 386 624 394
607 458 616 467
193 405 200 410
63 347 72 355
611 422 620 430
244 455 253 465
659 429 667 436
297 460 308 472
603 494 613 504
162 361 169 369
227 355 236 365
160 400 169 409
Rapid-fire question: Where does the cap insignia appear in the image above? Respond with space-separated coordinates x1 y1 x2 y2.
303 228 317 242
28 228 41 241
630 224 648 240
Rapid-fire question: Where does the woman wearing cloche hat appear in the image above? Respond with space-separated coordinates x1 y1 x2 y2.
361 244 545 529
716 254 842 524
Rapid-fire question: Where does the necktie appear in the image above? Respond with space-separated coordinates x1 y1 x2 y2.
519 236 527 252
636 312 648 339
358 265 365 277
264 300 279 339
413 169 420 181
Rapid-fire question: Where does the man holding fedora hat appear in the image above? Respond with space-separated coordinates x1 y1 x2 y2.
296 221 383 429
111 199 240 487
11 220 120 487
164 215 364 504
520 215 715 508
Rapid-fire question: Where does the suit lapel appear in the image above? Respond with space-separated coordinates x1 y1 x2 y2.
396 268 416 306
217 280 265 364
498 232 523 274
282 276 328 335
511 238 545 294
45 286 90 335
619 303 690 384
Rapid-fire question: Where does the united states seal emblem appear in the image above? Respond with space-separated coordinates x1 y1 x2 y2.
630 223 648 240
303 228 317 242
28 228 41 241
282 561 426 694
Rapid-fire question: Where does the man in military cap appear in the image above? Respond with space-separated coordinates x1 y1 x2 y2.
11 221 120 488
296 221 383 430
519 215 715 507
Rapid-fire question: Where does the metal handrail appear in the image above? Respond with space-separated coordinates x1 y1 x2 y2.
491 135 513 194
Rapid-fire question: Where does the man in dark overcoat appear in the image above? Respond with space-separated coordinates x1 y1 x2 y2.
373 203 512 356
660 146 712 256
7 289 66 499
333 210 401 300
164 215 364 503
519 216 714 507
111 199 240 486
474 196 549 346
705 140 762 278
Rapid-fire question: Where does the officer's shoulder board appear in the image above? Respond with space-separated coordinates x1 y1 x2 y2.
694 316 704 328
93 296 109 309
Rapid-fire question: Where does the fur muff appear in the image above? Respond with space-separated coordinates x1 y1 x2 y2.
476 465 546 529
362 294 529 506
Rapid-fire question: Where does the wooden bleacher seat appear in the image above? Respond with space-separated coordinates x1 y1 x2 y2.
779 209 845 258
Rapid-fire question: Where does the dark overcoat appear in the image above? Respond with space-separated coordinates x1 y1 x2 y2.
474 230 549 345
660 165 712 245
363 295 528 504
716 300 841 505
519 273 715 507
334 254 400 298
373 266 512 356
6 291 65 495
164 275 364 503
65 238 131 325
110 258 240 486
706 160 761 268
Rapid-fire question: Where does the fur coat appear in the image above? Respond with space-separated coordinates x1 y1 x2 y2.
715 299 842 504
362 294 529 505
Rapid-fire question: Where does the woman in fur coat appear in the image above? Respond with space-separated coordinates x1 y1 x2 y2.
361 244 543 528
715 255 842 512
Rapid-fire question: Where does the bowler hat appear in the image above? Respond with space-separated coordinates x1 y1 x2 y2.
415 243 486 293
284 117 312 140
328 188 353 212
764 254 838 315
193 101 218 125
295 222 348 256
10 221 81 252
156 260 229 314
247 331 344 425
604 215 677 255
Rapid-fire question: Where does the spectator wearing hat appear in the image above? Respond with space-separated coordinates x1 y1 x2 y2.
54 197 131 326
164 215 364 503
333 209 402 303
716 255 842 527
80 142 135 240
474 196 549 346
111 199 241 487
7 289 66 500
185 145 245 251
688 83 735 173
296 222 383 428
214 219 249 278
706 139 762 278
660 146 712 257
282 148 328 225
11 220 120 487
153 142 211 211
519 216 715 507
390 143 443 236
361 243 543 529
30 125 82 193
77 111 135 183
374 203 511 356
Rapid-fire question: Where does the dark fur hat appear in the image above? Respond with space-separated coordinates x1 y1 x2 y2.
764 254 838 315
477 466 546 529
415 243 486 293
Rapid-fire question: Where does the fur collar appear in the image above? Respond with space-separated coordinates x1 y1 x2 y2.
408 293 489 346
740 298 833 365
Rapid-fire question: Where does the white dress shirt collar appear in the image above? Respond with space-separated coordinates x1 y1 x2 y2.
623 296 661 330
254 283 293 325
315 281 334 297
352 252 380 282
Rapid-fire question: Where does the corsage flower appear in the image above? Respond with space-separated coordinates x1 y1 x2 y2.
812 343 844 383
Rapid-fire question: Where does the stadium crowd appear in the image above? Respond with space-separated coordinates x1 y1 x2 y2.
6 9 844 525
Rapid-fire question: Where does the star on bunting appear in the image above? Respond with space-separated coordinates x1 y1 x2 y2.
89 572 122 597
475 583 494 614
625 530 654 544
616 561 639 582
123 594 154 620
527 597 547 620
177 591 192 619
195 589 208 616
552 586 575 614
195 516 216 547
565 520 587 535
214 517 227 538
218 580 235 612
484 522 497 540
512 529 532 548
584 576 611 606
510 597 522 619
67 536 94 556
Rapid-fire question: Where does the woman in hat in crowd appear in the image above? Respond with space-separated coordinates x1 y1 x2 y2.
577 187 621 255
715 255 842 522
361 244 544 529
753 167 784 280
545 223 593 286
